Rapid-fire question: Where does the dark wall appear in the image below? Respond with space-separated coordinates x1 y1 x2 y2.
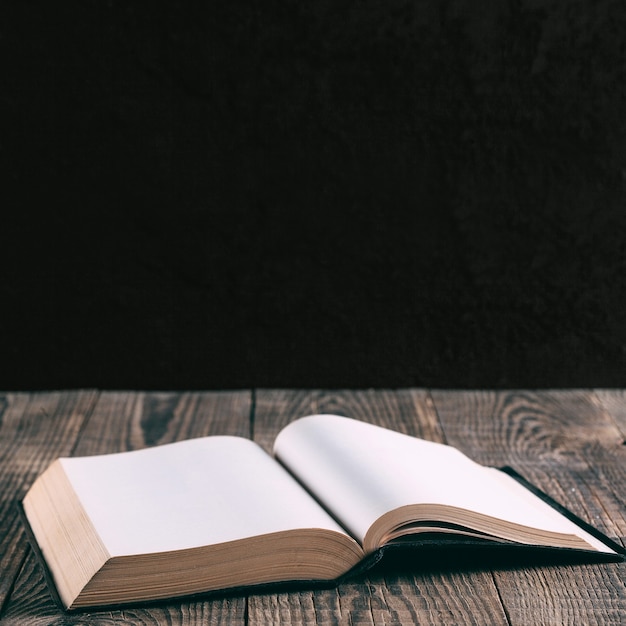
2 1 625 390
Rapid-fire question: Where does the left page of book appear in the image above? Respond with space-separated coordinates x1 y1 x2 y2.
59 436 352 556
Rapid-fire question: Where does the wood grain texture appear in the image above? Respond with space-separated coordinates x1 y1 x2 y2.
252 388 445 453
1 389 624 625
594 389 626 439
430 389 622 467
431 389 626 626
0 391 98 615
70 390 252 455
494 562 626 626
430 390 626 538
2 391 251 626
249 389 509 626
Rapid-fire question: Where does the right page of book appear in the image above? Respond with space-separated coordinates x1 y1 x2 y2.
273 415 613 553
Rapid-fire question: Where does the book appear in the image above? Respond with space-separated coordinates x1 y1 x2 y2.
21 414 624 611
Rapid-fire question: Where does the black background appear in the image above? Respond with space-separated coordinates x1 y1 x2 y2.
2 1 625 390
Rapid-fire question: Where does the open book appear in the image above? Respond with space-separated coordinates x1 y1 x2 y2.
22 415 624 610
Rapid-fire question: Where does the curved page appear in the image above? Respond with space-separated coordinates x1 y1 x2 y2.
61 436 349 556
273 415 611 552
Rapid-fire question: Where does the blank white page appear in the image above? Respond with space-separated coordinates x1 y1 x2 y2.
273 415 608 549
61 436 349 556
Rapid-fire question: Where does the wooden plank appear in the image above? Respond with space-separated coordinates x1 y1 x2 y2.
430 389 626 626
4 389 624 625
0 391 98 616
2 391 251 626
430 389 622 467
252 388 446 453
430 389 626 539
589 389 626 540
248 389 509 626
492 562 626 626
594 389 626 439
69 390 252 455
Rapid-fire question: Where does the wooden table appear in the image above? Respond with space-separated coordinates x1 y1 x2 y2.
1 389 624 625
